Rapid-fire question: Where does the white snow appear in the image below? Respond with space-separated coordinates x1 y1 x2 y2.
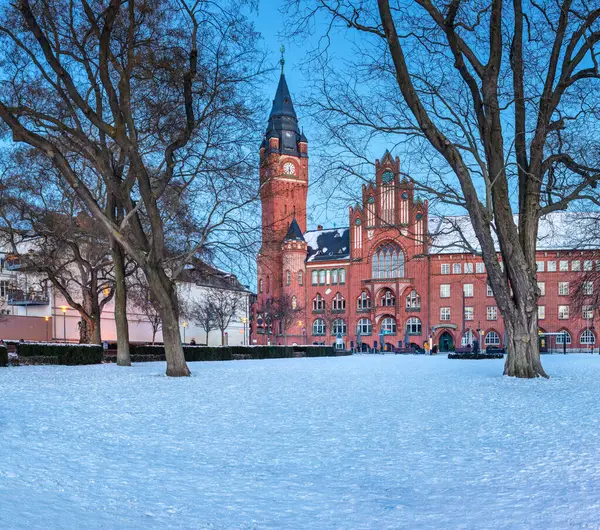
2 354 600 529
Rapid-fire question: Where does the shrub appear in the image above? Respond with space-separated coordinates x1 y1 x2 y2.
16 342 103 365
294 345 337 357
448 352 504 360
0 344 7 367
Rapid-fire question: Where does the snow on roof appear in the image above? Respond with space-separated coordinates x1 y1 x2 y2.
429 212 600 254
304 227 350 262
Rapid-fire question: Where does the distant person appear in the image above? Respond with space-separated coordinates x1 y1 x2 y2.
473 339 479 354
190 338 196 345
103 340 109 352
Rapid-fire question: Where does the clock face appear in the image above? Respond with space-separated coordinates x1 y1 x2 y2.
283 162 296 175
382 170 394 183
402 191 409 200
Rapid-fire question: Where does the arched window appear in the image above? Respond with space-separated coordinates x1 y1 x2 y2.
298 271 303 286
313 319 326 335
485 331 501 346
286 270 291 286
581 329 596 344
292 296 297 309
556 331 572 344
462 330 474 346
381 317 397 334
357 318 372 335
259 279 263 293
357 291 371 310
318 269 326 285
331 269 338 284
380 289 396 307
312 294 324 311
332 293 346 311
311 270 318 285
406 317 422 335
406 290 421 309
372 243 405 279
339 269 346 284
332 319 347 335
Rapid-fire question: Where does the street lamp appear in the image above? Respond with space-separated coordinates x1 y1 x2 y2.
240 317 248 345
44 315 50 341
61 306 67 341
182 321 188 344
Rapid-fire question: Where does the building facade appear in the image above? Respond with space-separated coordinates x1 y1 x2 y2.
253 73 599 352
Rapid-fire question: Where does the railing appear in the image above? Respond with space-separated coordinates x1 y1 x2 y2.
7 292 49 305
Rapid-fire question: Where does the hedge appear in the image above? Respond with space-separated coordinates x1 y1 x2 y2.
448 352 504 360
0 344 7 367
16 342 103 365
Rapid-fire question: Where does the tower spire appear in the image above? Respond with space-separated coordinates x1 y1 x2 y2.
280 44 285 74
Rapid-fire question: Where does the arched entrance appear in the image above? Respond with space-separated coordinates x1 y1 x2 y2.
439 331 454 352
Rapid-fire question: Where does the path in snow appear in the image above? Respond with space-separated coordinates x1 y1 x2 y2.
1 354 599 529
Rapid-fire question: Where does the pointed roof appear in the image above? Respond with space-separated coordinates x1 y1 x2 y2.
283 217 305 242
269 74 297 119
381 149 395 164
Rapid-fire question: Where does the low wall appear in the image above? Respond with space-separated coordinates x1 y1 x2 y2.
0 315 52 342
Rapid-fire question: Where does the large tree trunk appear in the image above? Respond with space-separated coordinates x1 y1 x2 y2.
205 329 209 345
78 313 101 344
112 243 131 366
221 329 225 346
503 310 547 378
145 266 190 376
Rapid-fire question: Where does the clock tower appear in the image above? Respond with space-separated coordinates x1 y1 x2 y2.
256 52 308 316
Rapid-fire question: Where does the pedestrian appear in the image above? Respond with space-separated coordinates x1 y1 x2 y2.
190 338 196 345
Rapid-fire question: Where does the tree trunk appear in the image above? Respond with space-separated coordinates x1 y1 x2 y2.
221 329 225 346
79 318 91 343
503 311 548 378
206 329 209 345
145 266 190 376
112 243 131 366
152 329 156 345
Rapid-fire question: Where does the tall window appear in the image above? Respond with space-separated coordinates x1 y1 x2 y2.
313 319 326 335
357 318 372 335
487 283 493 297
452 263 461 274
298 271 303 286
463 284 473 297
440 307 451 321
339 269 346 284
583 305 594 320
538 282 545 296
406 317 422 335
465 307 474 321
558 305 569 319
558 282 569 296
380 289 396 307
476 262 485 273
485 331 501 346
581 329 595 345
440 284 450 298
465 263 474 274
286 270 291 286
292 296 297 309
487 306 497 320
538 305 545 320
332 319 347 335
372 243 405 279
357 291 371 310
559 260 569 271
331 269 338 284
318 270 326 285
313 294 324 311
332 293 346 311
547 261 556 272
381 317 397 334
441 264 450 274
311 270 318 285
406 290 420 309
584 281 594 295
0 280 9 298
259 279 263 293
572 260 581 271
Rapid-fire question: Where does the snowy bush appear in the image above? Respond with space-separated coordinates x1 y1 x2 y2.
16 342 103 365
0 344 7 367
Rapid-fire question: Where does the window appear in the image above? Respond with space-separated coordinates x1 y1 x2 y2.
485 331 501 346
326 270 331 284
463 284 473 297
357 318 372 335
372 244 405 279
381 317 397 334
597 260 600 271
583 305 594 320
380 290 396 307
538 282 545 296
572 260 581 272
440 307 451 321
558 282 569 296
311 270 318 285
440 284 450 298
584 260 593 271
339 269 346 284
312 294 324 311
318 270 326 285
547 261 556 272
581 329 596 345
313 319 326 335
559 260 569 271
292 296 297 309
0 280 9 298
558 305 569 320
465 307 474 321
453 263 461 274
406 290 421 309
476 263 485 274
584 281 594 295
487 283 493 297
538 305 545 320
298 271 303 286
536 261 545 272
487 306 497 320
286 270 291 286
332 319 347 335
357 291 371 310
441 264 450 275
331 269 338 284
462 330 474 346
465 263 474 274
332 293 346 311
406 317 422 335
556 331 571 345
259 279 263 293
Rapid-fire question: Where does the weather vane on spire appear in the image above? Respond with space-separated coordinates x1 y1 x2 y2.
280 44 285 74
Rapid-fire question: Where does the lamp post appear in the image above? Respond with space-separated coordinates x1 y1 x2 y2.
61 306 67 341
44 315 50 341
240 317 248 345
182 321 188 344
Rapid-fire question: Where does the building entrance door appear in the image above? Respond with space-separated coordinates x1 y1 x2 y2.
439 331 454 352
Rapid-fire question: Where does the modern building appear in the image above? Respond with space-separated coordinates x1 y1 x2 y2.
252 71 599 352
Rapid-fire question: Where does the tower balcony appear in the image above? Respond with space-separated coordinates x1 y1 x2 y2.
7 291 49 306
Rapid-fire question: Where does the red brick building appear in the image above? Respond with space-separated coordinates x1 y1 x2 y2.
253 73 598 352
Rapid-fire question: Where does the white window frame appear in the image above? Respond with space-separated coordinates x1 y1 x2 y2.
558 305 569 320
440 307 451 321
487 306 497 320
440 284 450 298
558 282 569 296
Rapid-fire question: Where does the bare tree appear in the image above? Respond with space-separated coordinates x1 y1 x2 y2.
129 284 163 345
287 0 600 377
270 293 304 345
187 298 216 346
0 0 265 376
209 290 241 346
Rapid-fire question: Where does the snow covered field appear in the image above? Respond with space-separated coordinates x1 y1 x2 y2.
1 354 600 529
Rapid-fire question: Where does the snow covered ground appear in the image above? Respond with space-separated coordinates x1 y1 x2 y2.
1 354 600 529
